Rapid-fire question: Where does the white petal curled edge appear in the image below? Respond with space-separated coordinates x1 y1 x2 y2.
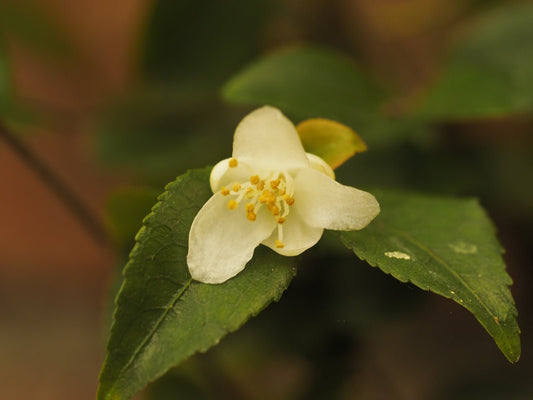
262 213 324 256
187 193 277 284
209 158 252 193
305 152 335 180
232 106 309 170
209 159 230 192
294 168 380 231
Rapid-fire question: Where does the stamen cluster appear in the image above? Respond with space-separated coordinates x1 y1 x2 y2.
220 158 295 248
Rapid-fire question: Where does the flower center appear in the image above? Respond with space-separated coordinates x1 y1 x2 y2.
220 160 295 249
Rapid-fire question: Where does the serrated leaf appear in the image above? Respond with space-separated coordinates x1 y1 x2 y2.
97 168 297 400
296 118 367 169
418 4 533 118
339 190 520 362
222 46 386 128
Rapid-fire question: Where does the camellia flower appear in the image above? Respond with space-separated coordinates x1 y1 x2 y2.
187 106 380 284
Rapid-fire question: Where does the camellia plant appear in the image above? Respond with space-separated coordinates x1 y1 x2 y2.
0 0 528 398
97 106 520 400
94 3 532 399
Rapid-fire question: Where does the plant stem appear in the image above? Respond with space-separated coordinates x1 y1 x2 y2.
0 121 109 245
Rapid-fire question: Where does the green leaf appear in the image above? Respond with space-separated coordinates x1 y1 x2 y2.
222 46 386 130
339 190 520 362
97 168 297 400
296 118 367 169
222 46 435 148
418 4 533 118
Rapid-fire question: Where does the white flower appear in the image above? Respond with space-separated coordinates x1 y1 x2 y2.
187 106 380 284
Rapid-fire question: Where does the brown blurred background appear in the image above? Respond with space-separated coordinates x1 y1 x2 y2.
0 0 147 398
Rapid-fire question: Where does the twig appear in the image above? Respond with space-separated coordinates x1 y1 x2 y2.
0 120 109 245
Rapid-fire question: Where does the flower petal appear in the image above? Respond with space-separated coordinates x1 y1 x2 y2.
262 214 324 256
209 158 253 193
233 106 309 170
209 158 231 192
187 193 276 283
306 152 335 179
293 168 380 230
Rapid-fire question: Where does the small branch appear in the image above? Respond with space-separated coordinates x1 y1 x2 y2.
0 120 109 245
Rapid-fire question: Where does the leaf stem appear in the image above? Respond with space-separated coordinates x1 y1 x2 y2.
0 120 109 245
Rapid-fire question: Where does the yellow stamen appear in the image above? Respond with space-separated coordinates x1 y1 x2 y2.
259 190 271 204
262 190 275 203
228 158 238 168
284 195 295 205
223 171 295 241
270 179 280 189
244 188 254 199
268 204 280 216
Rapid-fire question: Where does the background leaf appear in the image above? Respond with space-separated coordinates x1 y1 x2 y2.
223 46 386 127
222 46 434 148
339 190 520 362
97 168 297 400
418 4 533 119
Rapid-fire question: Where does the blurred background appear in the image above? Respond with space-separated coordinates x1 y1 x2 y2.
0 0 532 399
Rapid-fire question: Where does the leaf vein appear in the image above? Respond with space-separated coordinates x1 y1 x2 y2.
118 278 193 379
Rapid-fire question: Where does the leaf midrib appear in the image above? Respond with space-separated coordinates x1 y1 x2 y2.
113 277 193 390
